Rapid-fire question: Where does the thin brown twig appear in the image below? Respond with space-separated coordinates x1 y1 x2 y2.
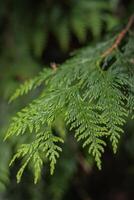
50 62 57 71
101 14 134 58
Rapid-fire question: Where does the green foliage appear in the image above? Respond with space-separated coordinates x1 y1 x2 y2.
9 68 53 102
0 0 133 199
35 0 119 52
0 140 10 191
9 128 63 183
6 31 134 182
48 138 77 200
0 0 119 57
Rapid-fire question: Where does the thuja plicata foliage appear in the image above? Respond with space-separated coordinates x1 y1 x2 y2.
5 15 134 183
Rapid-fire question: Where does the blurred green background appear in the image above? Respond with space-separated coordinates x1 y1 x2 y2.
0 0 134 199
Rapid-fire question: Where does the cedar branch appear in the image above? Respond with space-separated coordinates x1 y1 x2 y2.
101 14 134 58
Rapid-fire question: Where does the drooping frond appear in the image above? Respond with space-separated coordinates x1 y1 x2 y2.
9 68 54 102
10 128 63 183
65 91 107 169
5 29 134 182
